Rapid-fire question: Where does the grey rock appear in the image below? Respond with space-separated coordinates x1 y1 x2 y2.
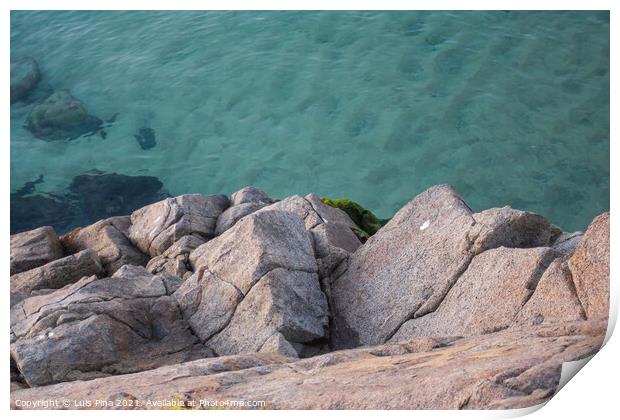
145 234 204 279
208 268 328 356
311 221 361 257
10 320 606 410
146 256 189 279
330 185 563 348
176 210 326 356
259 332 300 358
230 186 275 207
330 185 476 348
256 195 324 230
129 194 229 257
311 221 361 280
174 269 244 342
568 213 610 320
304 193 359 231
514 258 586 326
215 202 266 235
11 226 64 275
10 268 211 387
11 57 41 103
189 210 317 294
257 193 361 279
551 231 583 256
469 206 562 254
61 216 148 275
161 234 205 258
389 247 557 341
10 249 104 306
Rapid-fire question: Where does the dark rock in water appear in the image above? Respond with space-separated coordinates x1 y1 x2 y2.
24 90 104 141
10 170 167 235
133 127 157 150
10 193 75 235
10 57 41 104
13 174 44 197
68 169 166 222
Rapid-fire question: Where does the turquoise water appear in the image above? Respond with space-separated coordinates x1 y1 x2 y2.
10 11 609 233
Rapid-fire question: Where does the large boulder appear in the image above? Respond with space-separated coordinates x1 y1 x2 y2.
10 249 104 306
10 266 211 387
389 247 557 341
330 185 563 348
568 213 610 319
10 320 606 410
175 210 328 357
230 186 275 207
129 194 229 257
25 90 103 141
10 226 63 275
207 268 329 357
61 216 149 275
10 57 41 103
257 193 362 281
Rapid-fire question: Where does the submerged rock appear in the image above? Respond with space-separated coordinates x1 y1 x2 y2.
12 175 44 197
11 170 168 235
10 193 75 235
133 127 157 150
10 57 41 104
69 169 166 222
24 90 103 141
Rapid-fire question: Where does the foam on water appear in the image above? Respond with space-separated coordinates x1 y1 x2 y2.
10 11 610 232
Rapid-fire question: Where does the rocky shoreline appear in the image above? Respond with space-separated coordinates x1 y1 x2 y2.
9 184 610 409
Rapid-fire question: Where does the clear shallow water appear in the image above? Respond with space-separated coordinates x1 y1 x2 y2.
10 11 609 232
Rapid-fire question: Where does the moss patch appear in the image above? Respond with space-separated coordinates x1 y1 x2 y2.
321 197 390 239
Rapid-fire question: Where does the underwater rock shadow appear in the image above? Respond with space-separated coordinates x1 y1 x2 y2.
10 170 169 235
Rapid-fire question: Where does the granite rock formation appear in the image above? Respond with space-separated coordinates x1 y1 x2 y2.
9 185 610 410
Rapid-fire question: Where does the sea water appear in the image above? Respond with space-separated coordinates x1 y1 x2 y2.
10 11 610 233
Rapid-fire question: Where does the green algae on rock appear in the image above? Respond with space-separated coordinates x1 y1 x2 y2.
321 197 389 239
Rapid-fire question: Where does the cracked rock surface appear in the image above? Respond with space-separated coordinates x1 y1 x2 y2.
175 210 328 357
11 320 606 409
8 184 609 409
330 184 566 348
10 266 212 387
